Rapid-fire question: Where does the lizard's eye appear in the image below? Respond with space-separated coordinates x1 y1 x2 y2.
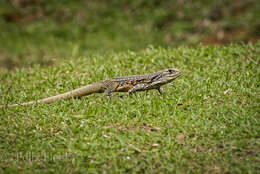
168 69 173 73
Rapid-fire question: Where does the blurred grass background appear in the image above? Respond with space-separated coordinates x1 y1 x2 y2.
0 0 259 71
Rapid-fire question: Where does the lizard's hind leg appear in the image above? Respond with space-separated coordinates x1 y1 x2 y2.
105 88 114 97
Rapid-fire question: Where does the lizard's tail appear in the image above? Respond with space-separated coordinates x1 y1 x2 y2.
2 83 104 108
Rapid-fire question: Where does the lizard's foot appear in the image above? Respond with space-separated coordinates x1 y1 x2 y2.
157 87 164 95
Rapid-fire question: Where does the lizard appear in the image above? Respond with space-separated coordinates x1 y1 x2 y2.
3 68 181 107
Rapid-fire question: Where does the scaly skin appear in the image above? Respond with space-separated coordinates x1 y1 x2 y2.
3 68 181 107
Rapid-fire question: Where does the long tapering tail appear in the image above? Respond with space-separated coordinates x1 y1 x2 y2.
2 82 104 107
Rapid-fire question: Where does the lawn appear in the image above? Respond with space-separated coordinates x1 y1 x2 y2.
0 44 259 173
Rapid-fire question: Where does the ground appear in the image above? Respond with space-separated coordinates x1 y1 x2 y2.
0 44 259 173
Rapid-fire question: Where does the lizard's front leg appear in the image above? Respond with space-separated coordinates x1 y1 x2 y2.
157 86 164 95
144 81 165 94
128 84 148 94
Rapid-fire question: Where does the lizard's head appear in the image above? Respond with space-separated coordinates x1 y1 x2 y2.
149 68 181 88
161 68 181 80
155 68 181 84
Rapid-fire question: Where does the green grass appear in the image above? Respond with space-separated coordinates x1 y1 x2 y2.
0 44 259 173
